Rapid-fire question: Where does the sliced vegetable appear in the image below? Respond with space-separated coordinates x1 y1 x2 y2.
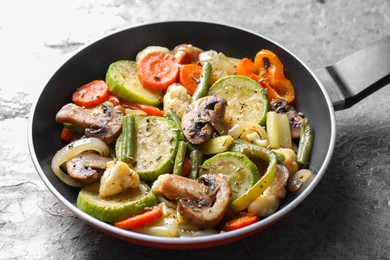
77 182 157 223
133 216 179 237
51 137 110 187
199 50 238 83
114 205 163 230
208 75 269 126
179 64 202 95
72 80 111 108
138 52 180 91
200 151 260 202
133 116 181 181
296 117 313 167
266 111 279 149
181 158 192 178
230 139 285 164
60 127 74 142
226 144 277 218
128 103 164 117
173 141 188 176
228 121 269 147
236 58 261 82
198 135 234 155
108 94 121 106
135 46 169 63
191 61 212 102
106 60 163 106
254 49 295 103
266 111 292 149
220 212 259 232
189 149 203 180
277 112 293 149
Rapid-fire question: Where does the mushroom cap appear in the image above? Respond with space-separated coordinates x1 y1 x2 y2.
181 96 229 144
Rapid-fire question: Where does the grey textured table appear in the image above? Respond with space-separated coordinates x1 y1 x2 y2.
1 0 390 259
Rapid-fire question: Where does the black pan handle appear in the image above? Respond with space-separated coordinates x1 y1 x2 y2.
315 35 390 111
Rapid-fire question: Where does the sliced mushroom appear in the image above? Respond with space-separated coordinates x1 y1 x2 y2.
178 174 230 229
270 100 303 139
66 152 112 183
56 102 124 144
181 96 230 144
152 174 212 206
151 173 231 229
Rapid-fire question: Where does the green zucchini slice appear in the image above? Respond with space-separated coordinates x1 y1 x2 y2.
106 60 163 106
199 151 260 201
76 182 157 223
208 75 269 126
133 116 181 181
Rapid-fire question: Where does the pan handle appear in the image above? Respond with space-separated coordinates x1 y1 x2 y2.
315 35 390 111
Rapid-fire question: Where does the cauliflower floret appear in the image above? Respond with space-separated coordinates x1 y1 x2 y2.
199 50 238 83
99 161 140 198
163 83 191 118
247 186 286 217
273 148 299 176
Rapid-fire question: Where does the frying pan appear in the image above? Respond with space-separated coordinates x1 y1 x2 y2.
28 21 390 249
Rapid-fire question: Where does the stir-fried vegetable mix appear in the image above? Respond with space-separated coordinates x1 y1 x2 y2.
52 44 313 236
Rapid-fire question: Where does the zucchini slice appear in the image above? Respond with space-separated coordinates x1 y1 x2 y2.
106 60 163 106
208 75 269 126
133 116 181 181
76 182 157 223
199 151 260 201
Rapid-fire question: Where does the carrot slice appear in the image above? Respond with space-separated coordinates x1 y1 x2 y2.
179 64 202 95
220 212 259 232
60 127 74 142
181 157 192 178
130 103 164 116
114 206 163 230
138 52 179 91
72 80 110 108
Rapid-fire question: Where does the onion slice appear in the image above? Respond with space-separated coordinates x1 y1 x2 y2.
228 121 269 147
269 164 290 193
51 137 110 187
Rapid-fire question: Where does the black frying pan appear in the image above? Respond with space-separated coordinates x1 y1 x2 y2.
28 21 390 249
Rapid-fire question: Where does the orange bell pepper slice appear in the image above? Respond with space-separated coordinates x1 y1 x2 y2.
254 49 295 103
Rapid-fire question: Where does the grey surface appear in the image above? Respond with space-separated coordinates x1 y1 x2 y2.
1 0 390 259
